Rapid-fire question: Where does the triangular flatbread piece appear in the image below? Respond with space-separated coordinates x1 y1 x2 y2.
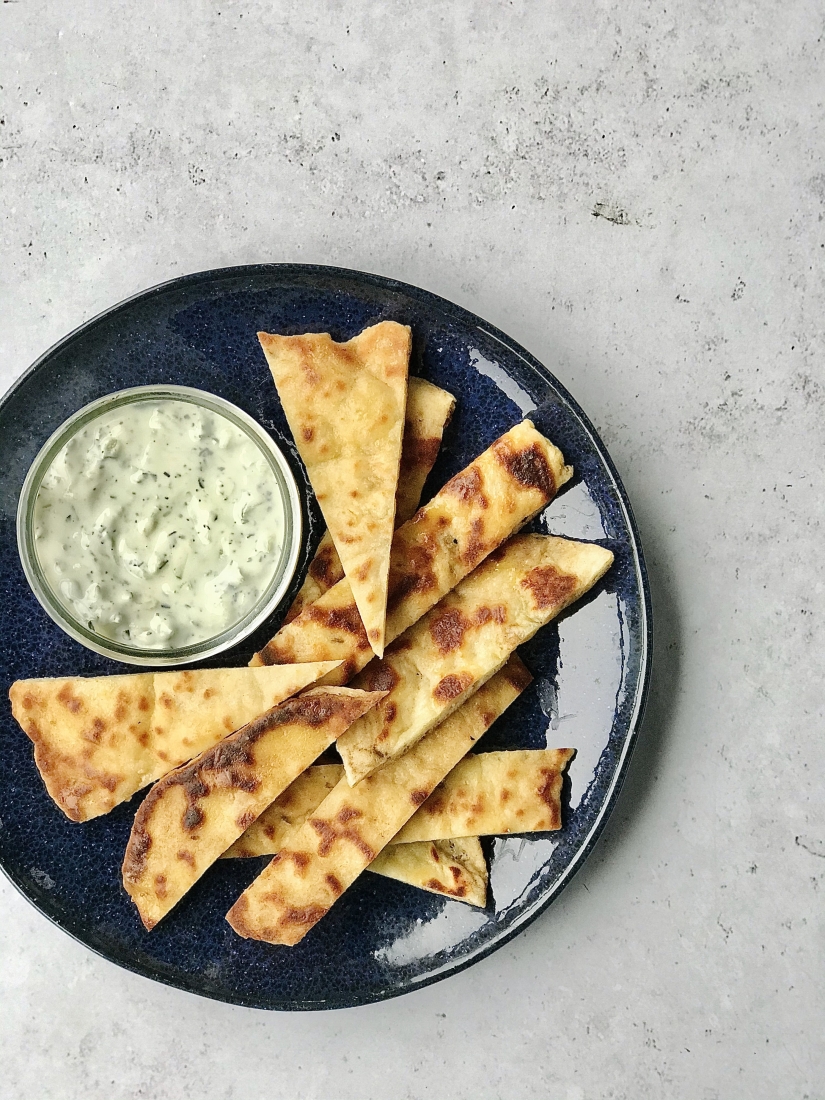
259 321 410 658
9 661 340 821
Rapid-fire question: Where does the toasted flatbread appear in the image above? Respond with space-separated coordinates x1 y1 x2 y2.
220 765 487 906
285 378 455 623
337 534 613 784
225 658 532 945
259 322 411 657
370 838 488 907
223 747 573 856
393 748 575 842
122 687 384 930
251 420 573 678
222 764 343 857
8 662 340 822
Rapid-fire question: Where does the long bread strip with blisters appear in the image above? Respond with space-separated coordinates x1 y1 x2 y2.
225 661 531 945
122 687 384 930
285 378 455 623
8 662 340 822
251 420 572 678
338 534 611 785
222 747 573 857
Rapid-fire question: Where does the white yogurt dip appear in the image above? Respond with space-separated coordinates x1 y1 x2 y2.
32 398 286 650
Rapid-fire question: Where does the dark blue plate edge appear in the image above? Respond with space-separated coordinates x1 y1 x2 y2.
0 263 652 1012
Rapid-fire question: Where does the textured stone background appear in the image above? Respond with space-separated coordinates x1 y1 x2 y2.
1 2 823 1097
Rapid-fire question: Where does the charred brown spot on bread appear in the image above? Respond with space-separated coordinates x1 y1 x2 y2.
430 845 441 862
301 425 314 443
177 848 194 865
183 805 205 831
337 658 357 682
354 560 372 583
494 439 555 497
283 903 328 926
236 810 257 830
19 692 36 711
404 435 441 470
481 711 496 728
463 517 488 566
387 534 438 610
325 873 344 896
443 466 488 508
285 850 311 872
449 865 464 883
307 601 367 640
309 816 375 861
308 543 340 588
433 672 474 703
383 702 397 725
364 661 399 694
425 878 447 893
203 688 215 700
336 806 362 824
56 685 82 714
160 693 174 710
504 659 533 692
138 696 150 712
100 774 119 792
256 641 289 666
114 692 130 720
420 793 445 817
500 787 512 803
123 825 152 883
537 769 562 827
154 874 167 899
429 607 471 654
521 565 577 610
410 788 429 807
82 716 107 744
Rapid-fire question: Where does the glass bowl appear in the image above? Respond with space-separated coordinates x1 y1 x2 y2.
17 385 302 667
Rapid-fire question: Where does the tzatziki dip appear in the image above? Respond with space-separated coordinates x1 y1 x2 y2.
31 398 286 650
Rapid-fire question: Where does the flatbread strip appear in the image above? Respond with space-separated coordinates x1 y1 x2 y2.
122 687 384 930
8 662 340 822
225 658 531 946
285 377 456 623
393 748 575 842
251 420 573 679
371 838 488 908
217 764 486 904
338 534 613 784
222 747 573 856
260 322 410 657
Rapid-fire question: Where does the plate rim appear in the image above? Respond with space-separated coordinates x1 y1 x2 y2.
0 263 652 1011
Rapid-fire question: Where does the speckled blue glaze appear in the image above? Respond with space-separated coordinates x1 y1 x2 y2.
0 266 651 1010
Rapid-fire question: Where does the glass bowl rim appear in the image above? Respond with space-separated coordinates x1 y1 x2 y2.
16 384 303 667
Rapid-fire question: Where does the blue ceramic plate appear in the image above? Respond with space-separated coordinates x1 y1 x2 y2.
0 265 650 1010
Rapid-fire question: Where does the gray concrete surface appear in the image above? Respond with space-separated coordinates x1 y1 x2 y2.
1 2 823 1097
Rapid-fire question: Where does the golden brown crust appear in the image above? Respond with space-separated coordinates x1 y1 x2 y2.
8 664 340 821
284 378 455 624
121 687 385 930
336 533 612 785
250 421 573 676
225 660 530 945
259 322 411 657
